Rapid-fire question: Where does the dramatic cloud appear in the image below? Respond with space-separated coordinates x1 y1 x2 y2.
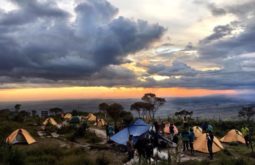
148 60 198 77
0 0 165 84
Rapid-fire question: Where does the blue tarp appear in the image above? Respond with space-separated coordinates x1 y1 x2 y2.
110 119 150 145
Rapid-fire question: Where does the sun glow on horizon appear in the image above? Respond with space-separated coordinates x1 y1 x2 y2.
0 87 237 102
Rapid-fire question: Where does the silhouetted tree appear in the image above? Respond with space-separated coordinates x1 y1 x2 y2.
175 110 193 119
14 104 21 113
239 106 255 122
99 102 109 119
107 103 124 129
130 102 154 119
142 93 166 120
120 111 134 126
49 107 63 116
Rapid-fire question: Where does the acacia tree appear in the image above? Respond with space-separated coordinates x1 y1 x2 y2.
107 103 124 129
98 102 109 119
130 102 154 119
239 106 255 122
49 107 63 116
175 110 193 119
14 104 21 113
142 93 166 120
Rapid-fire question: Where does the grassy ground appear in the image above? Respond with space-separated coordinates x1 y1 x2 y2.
1 111 255 165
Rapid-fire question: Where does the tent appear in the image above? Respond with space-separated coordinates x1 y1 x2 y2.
164 123 178 134
87 113 97 122
95 118 106 127
110 119 150 145
70 116 81 124
220 129 245 144
193 126 203 138
64 113 72 120
43 117 58 126
194 133 224 153
6 129 36 145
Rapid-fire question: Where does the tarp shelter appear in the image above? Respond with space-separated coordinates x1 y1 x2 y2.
87 113 97 122
95 118 106 127
193 126 203 138
220 129 245 144
110 119 150 145
194 133 224 153
164 123 178 134
64 113 72 120
6 129 36 145
70 116 81 124
43 117 58 126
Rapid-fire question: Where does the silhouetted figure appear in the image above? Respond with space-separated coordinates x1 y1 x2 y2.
173 134 179 144
127 135 134 161
207 131 214 160
189 128 195 155
169 123 175 140
154 121 160 134
201 122 208 133
161 121 165 135
105 124 109 140
181 129 189 152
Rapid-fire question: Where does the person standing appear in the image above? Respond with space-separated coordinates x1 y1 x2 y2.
207 131 214 160
161 121 165 135
189 128 195 155
105 124 109 141
127 135 135 161
169 123 175 140
181 128 190 152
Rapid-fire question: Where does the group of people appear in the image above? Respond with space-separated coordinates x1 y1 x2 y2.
113 118 253 163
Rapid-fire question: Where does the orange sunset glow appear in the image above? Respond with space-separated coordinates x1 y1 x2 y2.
0 87 237 102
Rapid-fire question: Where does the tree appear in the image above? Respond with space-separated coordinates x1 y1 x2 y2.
107 103 124 129
14 104 21 113
120 111 134 126
49 107 63 116
175 110 193 119
98 103 109 119
142 93 166 120
130 102 154 118
239 106 255 122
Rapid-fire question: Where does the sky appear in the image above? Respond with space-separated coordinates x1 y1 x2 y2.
0 0 254 101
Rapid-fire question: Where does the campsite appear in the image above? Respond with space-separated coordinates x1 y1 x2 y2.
1 98 255 165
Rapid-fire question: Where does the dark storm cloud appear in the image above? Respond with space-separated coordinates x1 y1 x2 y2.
0 0 165 84
200 24 234 44
148 60 198 77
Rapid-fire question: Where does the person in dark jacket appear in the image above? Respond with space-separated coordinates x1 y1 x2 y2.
207 131 214 160
189 128 195 155
181 128 190 151
127 135 134 161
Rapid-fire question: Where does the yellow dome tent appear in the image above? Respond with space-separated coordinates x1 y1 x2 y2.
95 118 106 127
87 113 97 122
193 126 203 138
220 129 245 144
64 113 72 120
194 133 224 153
6 129 36 145
43 117 58 126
